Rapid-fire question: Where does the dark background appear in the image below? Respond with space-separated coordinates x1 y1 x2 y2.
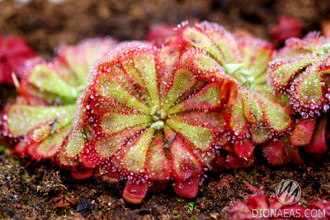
1 0 330 54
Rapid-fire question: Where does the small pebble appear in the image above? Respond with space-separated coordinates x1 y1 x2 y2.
77 199 94 213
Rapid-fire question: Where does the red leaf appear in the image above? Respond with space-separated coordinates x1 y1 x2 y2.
71 168 93 180
234 139 255 159
260 140 288 166
123 181 149 204
270 16 302 45
304 114 328 154
173 176 199 199
290 117 316 146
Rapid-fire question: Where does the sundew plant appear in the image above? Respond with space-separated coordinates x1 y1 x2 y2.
1 21 329 204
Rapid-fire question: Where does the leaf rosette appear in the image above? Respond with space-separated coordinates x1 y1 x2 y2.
268 32 330 116
172 22 292 166
267 32 330 161
2 38 116 161
65 42 237 204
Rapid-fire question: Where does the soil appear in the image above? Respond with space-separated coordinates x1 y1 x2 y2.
0 0 330 219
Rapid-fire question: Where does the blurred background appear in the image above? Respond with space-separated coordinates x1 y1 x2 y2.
1 0 330 55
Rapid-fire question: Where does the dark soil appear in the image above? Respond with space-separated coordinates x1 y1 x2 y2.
1 0 330 54
0 0 330 219
0 147 329 219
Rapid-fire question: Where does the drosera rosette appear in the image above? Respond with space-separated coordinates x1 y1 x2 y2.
1 37 117 161
170 21 292 167
64 41 238 204
268 32 330 116
267 32 330 159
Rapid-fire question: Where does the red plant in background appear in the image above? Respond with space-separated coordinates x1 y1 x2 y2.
0 35 36 85
146 24 179 47
270 16 302 46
